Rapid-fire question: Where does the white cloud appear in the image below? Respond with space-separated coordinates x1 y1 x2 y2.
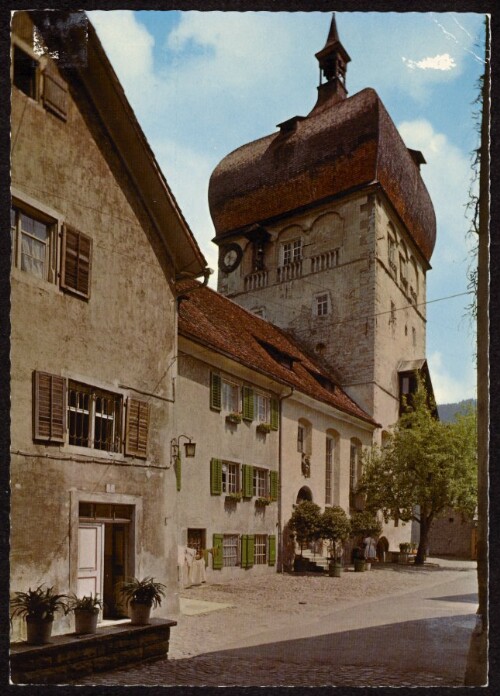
402 54 457 71
428 351 476 403
88 11 155 89
397 119 472 268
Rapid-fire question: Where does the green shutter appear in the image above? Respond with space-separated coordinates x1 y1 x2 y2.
175 453 181 491
268 535 276 566
210 372 222 411
270 471 279 501
242 464 254 498
210 458 222 495
270 398 279 430
242 387 254 421
212 534 223 570
241 535 255 568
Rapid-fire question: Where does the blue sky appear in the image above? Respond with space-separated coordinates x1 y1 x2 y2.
88 10 486 405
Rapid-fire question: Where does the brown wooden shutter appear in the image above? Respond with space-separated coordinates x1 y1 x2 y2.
33 371 66 443
42 62 68 120
60 226 92 299
125 398 149 458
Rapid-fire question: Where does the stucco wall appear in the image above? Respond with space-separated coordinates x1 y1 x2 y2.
176 338 280 580
11 37 179 640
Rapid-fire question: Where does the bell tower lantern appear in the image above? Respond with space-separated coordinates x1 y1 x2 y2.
314 13 351 107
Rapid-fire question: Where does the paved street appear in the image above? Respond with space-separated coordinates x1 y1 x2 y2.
74 559 477 687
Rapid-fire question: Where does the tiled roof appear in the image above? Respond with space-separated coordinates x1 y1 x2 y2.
177 284 377 427
208 87 436 263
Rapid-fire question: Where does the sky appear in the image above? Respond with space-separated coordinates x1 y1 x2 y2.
88 10 486 405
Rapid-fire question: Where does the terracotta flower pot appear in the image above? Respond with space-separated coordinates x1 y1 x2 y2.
129 602 152 625
74 609 99 635
26 617 53 645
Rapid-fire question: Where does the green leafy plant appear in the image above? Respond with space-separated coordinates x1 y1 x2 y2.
65 593 103 614
226 412 242 424
10 585 68 622
399 542 411 553
349 510 383 539
118 577 166 608
226 491 243 501
320 506 351 560
288 501 322 556
255 496 271 505
256 422 272 434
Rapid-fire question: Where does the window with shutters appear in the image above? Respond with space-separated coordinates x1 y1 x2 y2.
223 534 239 567
254 535 267 564
11 206 57 282
253 468 268 498
68 381 122 452
61 226 92 299
12 44 39 99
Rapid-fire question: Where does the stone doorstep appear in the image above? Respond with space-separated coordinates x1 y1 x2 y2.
10 618 177 685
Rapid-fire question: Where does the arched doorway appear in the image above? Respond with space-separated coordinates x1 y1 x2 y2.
377 536 389 562
296 486 313 503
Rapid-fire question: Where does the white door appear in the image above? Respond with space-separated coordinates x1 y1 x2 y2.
78 523 104 604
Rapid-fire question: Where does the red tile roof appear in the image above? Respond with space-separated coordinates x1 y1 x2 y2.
178 284 377 427
209 88 436 263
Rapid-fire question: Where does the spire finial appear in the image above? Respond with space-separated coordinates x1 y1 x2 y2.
313 13 351 107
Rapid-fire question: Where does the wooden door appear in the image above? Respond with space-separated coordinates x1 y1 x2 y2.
78 523 104 607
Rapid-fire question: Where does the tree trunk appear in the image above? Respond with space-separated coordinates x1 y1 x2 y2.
416 514 432 565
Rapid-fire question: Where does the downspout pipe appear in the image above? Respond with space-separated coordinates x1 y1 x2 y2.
277 387 294 573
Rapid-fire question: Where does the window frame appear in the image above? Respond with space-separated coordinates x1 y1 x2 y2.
297 424 305 453
222 534 240 567
253 467 269 498
325 436 333 505
221 379 241 414
221 461 240 494
68 380 123 453
254 534 267 565
254 392 270 423
281 239 302 266
315 293 329 317
11 198 59 284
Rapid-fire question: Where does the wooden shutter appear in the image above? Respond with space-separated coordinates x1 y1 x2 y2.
125 398 149 458
33 371 66 442
210 458 222 495
270 398 279 430
210 372 222 411
268 535 276 566
60 225 92 299
212 534 223 570
175 453 181 492
43 63 68 120
270 471 279 501
242 464 254 498
242 387 254 421
241 535 255 569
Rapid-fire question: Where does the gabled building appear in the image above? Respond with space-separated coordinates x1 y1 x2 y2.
10 10 207 640
176 283 377 574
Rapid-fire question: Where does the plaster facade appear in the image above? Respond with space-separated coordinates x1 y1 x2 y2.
10 13 205 641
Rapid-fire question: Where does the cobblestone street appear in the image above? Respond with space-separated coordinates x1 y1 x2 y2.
74 559 477 687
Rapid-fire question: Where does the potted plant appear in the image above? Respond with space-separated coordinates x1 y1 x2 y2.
255 496 271 506
256 422 272 435
226 412 242 425
66 594 102 635
399 542 411 564
352 546 366 572
226 491 243 502
319 506 351 578
119 577 166 625
288 501 322 572
10 585 68 645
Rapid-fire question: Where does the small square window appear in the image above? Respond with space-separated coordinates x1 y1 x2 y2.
316 294 329 317
13 45 38 99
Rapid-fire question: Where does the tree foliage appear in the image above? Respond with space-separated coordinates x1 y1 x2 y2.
360 381 477 564
288 501 321 553
319 506 351 559
349 510 382 539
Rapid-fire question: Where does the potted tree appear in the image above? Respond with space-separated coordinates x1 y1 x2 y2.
288 501 321 572
66 594 103 635
319 506 351 577
10 585 68 645
119 577 166 625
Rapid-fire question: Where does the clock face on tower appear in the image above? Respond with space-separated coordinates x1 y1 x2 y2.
219 243 243 273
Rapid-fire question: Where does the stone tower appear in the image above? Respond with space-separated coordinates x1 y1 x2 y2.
208 15 436 435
